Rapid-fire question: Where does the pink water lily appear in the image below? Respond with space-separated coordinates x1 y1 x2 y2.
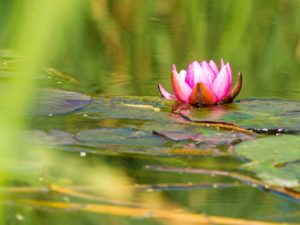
158 60 242 106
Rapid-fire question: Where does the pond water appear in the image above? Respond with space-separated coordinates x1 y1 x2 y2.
58 1 300 100
1 1 300 225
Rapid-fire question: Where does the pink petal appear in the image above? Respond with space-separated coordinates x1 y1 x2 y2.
185 61 197 88
172 65 192 102
186 61 210 89
201 61 217 84
209 60 219 75
212 65 231 101
158 83 176 100
221 59 225 67
179 70 187 80
226 63 232 84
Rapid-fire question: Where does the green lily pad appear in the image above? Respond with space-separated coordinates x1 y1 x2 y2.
28 95 256 156
75 96 173 123
22 129 76 145
74 128 165 146
242 161 300 187
235 135 300 163
186 99 300 132
235 135 300 187
33 89 91 116
153 130 252 145
73 128 168 155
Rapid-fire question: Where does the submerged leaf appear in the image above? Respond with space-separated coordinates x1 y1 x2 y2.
153 130 201 141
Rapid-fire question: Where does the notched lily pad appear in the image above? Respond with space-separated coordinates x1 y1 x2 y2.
33 89 91 116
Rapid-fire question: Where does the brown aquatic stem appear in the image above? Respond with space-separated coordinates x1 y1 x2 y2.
147 165 300 202
13 199 295 225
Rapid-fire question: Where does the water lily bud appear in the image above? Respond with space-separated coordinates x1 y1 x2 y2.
158 59 242 106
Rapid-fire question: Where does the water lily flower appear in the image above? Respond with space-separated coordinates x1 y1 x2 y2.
158 60 242 106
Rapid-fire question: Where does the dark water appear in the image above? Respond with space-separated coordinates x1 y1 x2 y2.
1 0 300 224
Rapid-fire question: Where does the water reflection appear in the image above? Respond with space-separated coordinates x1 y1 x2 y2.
47 0 300 99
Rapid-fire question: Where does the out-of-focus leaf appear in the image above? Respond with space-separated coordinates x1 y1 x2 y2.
22 129 75 145
32 89 91 116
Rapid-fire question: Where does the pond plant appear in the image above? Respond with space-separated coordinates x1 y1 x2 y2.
158 60 242 106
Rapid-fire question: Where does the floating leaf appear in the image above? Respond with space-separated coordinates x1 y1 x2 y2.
185 99 300 132
242 161 300 187
194 132 254 145
28 94 256 156
234 135 300 163
235 135 300 187
33 89 91 115
76 96 172 122
75 128 164 148
154 130 253 146
22 129 76 145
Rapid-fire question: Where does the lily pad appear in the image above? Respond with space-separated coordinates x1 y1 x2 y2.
153 130 253 146
74 128 166 152
22 129 76 145
153 130 202 141
28 94 258 156
33 89 91 116
235 135 300 163
235 135 300 187
242 161 300 187
185 99 300 132
76 96 172 122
